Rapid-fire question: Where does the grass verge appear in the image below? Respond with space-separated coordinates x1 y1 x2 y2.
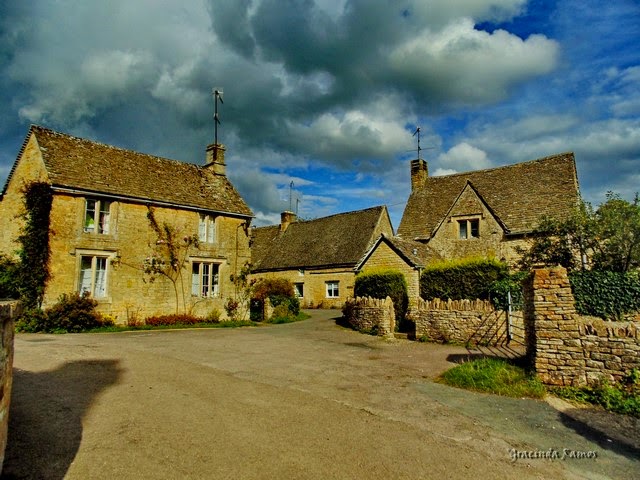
264 312 310 324
438 357 546 399
87 320 257 333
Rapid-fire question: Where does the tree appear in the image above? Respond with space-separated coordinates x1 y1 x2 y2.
518 192 640 273
144 207 200 313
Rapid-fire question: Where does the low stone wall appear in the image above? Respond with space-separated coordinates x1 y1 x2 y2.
0 301 20 471
343 296 395 337
408 298 513 346
523 267 640 386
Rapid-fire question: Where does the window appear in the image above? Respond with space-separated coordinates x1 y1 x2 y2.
326 281 339 298
458 219 479 239
198 214 217 243
294 283 304 298
78 254 109 298
84 198 111 234
191 261 220 298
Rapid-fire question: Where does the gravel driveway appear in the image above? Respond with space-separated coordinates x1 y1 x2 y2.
2 310 639 479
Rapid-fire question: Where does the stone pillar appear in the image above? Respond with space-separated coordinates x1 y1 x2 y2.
523 267 586 386
0 301 20 471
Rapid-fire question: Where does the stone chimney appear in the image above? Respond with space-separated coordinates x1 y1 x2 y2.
205 143 226 175
280 211 297 232
410 158 428 191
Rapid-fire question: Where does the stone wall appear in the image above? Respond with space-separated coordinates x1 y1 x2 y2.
0 301 19 471
343 296 395 337
523 267 640 386
408 298 516 346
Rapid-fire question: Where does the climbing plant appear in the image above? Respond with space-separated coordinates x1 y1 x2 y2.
16 182 53 309
144 206 199 313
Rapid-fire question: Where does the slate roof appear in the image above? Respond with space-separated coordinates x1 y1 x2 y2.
3 125 253 217
251 206 391 271
398 152 580 240
356 233 442 271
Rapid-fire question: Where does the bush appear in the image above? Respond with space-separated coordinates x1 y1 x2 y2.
0 255 19 299
252 278 300 321
569 270 640 320
421 257 509 301
488 270 528 310
269 294 300 316
252 278 294 300
15 292 111 333
355 269 410 331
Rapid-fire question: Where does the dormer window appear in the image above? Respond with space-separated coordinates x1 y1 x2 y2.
84 198 111 234
198 214 217 243
458 218 479 239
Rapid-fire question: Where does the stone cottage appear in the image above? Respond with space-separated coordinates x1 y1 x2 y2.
250 206 393 308
397 152 581 264
0 125 253 321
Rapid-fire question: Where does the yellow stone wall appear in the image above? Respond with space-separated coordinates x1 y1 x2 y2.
427 186 527 265
43 194 251 322
251 267 355 309
358 241 421 303
0 135 49 256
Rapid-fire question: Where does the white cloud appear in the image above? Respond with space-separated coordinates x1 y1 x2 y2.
437 142 492 171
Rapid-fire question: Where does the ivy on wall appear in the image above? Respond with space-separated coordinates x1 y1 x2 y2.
17 181 53 308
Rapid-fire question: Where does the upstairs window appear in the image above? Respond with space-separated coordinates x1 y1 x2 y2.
191 261 220 298
458 219 479 239
84 198 111 234
198 214 217 243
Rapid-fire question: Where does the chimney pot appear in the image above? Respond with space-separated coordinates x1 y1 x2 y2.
280 211 296 232
411 159 428 191
206 143 226 175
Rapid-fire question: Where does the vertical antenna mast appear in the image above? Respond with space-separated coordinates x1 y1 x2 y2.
214 88 224 145
412 126 422 159
289 181 294 212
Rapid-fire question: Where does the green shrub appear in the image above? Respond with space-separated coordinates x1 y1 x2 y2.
15 292 111 333
252 278 300 321
569 270 640 320
0 255 20 299
45 292 109 332
205 308 222 323
269 294 300 316
488 270 528 310
421 257 509 301
355 269 409 331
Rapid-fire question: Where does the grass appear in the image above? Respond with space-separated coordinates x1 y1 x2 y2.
550 370 640 418
438 357 546 399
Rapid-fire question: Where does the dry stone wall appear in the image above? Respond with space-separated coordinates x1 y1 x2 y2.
523 267 640 386
408 298 516 346
344 296 395 337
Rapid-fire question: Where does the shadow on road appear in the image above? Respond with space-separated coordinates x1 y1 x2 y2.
2 359 122 480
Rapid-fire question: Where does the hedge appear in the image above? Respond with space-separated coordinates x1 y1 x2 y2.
355 269 409 330
420 257 509 302
569 270 640 320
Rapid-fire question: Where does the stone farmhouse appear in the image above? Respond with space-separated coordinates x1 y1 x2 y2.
0 125 253 321
250 206 393 308
398 152 581 265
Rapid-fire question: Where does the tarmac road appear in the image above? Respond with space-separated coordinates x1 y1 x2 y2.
2 310 639 479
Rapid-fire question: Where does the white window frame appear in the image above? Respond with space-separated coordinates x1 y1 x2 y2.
198 213 217 243
77 250 116 299
294 282 304 298
191 259 221 298
457 218 480 240
326 281 339 298
84 198 112 234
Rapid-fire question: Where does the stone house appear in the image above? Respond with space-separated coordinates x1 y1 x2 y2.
355 233 440 304
397 152 581 265
250 206 393 308
0 125 253 321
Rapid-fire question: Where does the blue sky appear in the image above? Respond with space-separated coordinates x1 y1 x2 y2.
1 0 638 228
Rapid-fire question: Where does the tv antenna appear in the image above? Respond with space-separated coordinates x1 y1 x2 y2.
289 181 294 212
408 126 434 159
213 88 224 145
